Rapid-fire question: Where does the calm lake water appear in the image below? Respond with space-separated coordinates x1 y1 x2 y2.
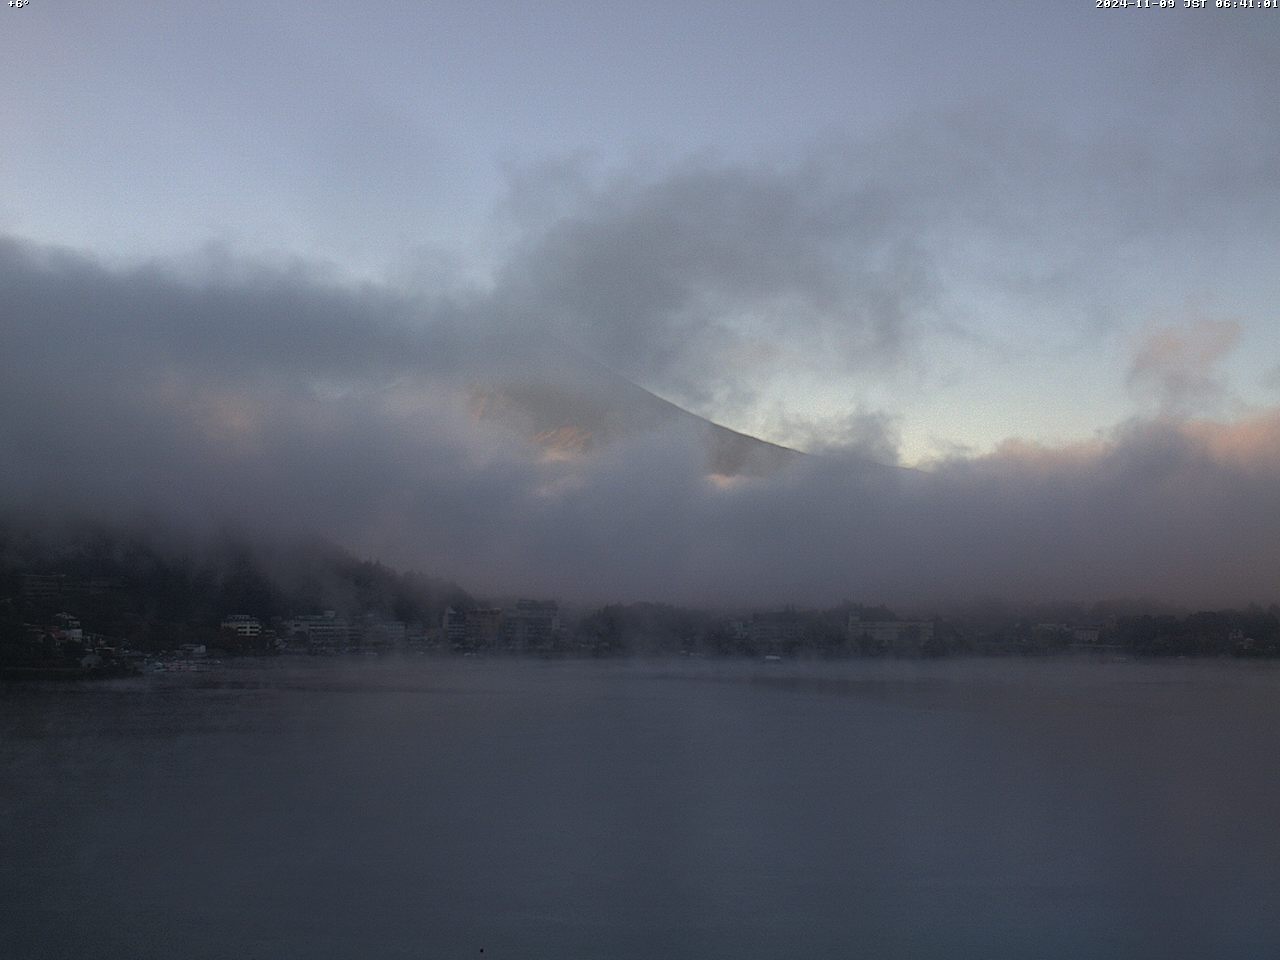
3 657 1280 959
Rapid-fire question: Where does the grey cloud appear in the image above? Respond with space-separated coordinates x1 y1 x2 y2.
495 160 936 416
488 110 1280 450
4 236 1280 609
1126 319 1241 419
760 406 902 465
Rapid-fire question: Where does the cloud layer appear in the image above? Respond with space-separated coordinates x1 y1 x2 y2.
1128 319 1241 418
3 236 1279 609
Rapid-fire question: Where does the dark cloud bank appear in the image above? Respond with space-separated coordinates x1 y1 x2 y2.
2 207 1278 610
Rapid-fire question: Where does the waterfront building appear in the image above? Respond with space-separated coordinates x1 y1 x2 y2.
286 611 351 649
505 599 560 649
221 614 263 638
847 616 935 650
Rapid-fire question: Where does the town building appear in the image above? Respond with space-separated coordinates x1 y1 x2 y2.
505 599 560 649
442 607 467 646
221 614 262 638
466 608 504 646
286 611 351 649
52 613 83 644
442 607 504 648
357 617 407 648
847 615 935 651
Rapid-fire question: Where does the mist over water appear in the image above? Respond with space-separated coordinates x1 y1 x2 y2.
4 658 1280 959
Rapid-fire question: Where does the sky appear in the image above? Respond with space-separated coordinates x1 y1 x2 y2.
2 1 1279 606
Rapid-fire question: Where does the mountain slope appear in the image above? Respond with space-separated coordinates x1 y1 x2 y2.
466 346 799 478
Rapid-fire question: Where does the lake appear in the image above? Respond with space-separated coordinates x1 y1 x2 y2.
3 657 1279 958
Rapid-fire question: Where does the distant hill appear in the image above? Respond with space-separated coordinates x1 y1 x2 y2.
0 518 472 649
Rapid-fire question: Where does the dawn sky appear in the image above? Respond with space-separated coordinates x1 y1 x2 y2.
2 1 1279 605
6 0 1277 461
